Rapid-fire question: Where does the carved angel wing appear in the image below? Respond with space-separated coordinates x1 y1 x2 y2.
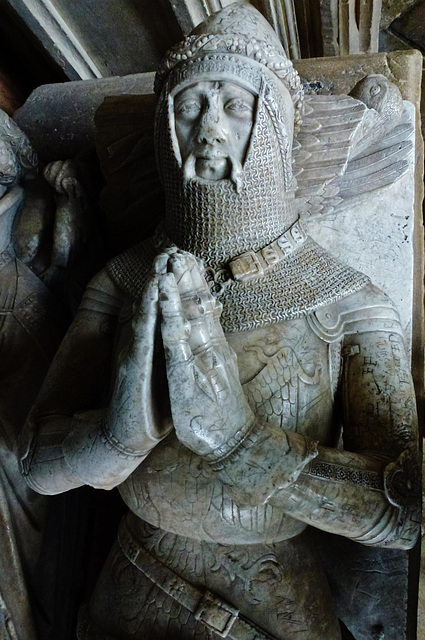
336 117 413 202
294 88 414 220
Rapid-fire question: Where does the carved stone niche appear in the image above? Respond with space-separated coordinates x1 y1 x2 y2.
15 25 423 640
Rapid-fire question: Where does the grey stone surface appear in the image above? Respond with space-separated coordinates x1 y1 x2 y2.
319 0 382 55
2 0 181 80
14 72 155 160
313 529 410 640
18 4 422 639
379 0 424 53
389 1 425 52
308 101 415 347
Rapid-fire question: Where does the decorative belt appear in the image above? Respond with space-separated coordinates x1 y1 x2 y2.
227 219 306 283
118 519 278 640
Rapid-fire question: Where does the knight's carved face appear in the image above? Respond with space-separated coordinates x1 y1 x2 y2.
174 80 255 181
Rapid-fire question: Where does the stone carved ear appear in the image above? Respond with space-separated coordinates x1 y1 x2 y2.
293 90 413 220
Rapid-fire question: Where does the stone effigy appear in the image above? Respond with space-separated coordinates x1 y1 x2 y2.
21 3 421 639
0 110 91 639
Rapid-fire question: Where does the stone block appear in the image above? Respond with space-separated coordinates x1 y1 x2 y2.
14 72 155 160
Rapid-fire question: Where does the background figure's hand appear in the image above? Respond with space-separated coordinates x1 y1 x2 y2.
159 252 255 458
42 160 87 270
43 159 82 198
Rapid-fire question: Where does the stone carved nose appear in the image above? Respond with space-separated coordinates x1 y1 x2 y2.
196 106 227 145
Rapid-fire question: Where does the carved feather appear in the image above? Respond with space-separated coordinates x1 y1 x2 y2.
294 94 414 220
243 346 321 427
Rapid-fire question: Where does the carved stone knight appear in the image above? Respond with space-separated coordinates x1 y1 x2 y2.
22 3 420 639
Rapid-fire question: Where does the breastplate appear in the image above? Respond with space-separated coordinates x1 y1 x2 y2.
119 315 340 544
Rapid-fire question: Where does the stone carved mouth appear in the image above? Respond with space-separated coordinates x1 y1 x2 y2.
195 152 227 161
194 156 230 180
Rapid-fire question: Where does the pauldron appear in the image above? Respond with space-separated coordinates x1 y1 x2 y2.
307 283 403 343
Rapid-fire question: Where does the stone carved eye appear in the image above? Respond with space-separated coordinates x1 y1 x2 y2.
370 84 381 97
224 99 253 118
175 101 202 118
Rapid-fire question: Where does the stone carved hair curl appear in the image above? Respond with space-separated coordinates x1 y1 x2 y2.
0 110 38 172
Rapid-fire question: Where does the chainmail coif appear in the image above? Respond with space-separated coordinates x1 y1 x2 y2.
157 87 295 268
107 3 371 333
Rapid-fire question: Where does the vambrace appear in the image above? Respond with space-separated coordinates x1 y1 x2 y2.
20 412 82 495
21 409 152 494
300 445 421 549
62 410 152 490
213 426 420 550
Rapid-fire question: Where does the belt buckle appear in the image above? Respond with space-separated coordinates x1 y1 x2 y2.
229 251 264 282
194 590 239 638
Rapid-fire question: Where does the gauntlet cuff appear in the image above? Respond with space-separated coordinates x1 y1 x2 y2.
208 423 319 506
63 410 150 490
203 416 258 466
99 423 153 458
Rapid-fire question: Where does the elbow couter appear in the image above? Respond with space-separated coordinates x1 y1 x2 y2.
354 503 421 550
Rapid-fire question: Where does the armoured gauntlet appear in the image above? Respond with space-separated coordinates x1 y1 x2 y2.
22 261 174 493
159 252 318 484
61 256 174 489
208 293 421 550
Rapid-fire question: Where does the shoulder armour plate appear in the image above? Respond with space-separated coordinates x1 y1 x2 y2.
307 283 403 343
